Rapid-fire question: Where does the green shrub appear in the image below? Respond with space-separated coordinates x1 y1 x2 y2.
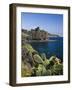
36 64 47 76
21 61 32 77
33 54 44 64
43 59 50 67
47 63 63 75
49 56 56 61
53 64 63 75
46 70 52 75
22 43 36 53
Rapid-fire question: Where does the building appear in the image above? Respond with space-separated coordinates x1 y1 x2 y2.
31 27 48 40
21 27 48 42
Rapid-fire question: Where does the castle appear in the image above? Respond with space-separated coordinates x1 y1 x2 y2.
22 27 48 42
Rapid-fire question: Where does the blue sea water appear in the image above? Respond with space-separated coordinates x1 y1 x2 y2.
30 37 63 61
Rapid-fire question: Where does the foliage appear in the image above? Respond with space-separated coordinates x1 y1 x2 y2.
33 54 44 64
22 43 37 53
53 63 63 75
43 59 50 67
21 62 32 77
49 56 56 61
36 64 47 76
21 43 63 77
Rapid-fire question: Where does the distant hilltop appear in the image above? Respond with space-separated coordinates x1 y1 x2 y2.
48 33 59 37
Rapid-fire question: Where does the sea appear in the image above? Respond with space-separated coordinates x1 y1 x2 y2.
30 37 63 61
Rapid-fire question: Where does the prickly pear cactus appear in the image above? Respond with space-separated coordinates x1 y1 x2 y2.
36 64 47 76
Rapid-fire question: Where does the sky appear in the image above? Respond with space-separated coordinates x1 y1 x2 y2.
21 12 63 36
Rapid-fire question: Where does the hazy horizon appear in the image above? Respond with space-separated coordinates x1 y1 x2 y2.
21 12 63 37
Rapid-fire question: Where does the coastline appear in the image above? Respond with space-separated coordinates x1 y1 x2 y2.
25 39 57 43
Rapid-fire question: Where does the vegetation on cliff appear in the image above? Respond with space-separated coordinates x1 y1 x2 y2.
21 43 63 77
